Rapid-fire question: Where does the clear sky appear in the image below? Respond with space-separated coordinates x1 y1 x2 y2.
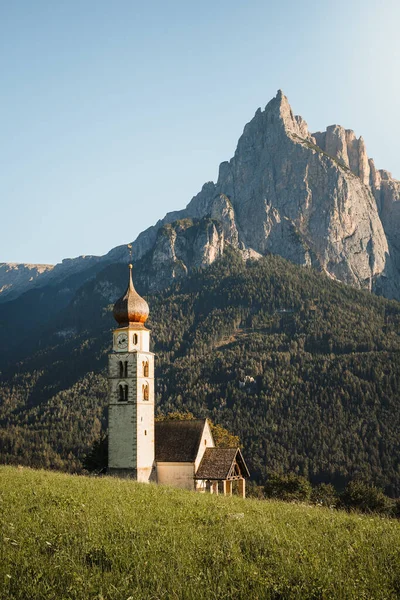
1 0 399 265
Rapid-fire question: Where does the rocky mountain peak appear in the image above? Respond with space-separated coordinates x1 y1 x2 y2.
164 91 400 298
310 121 400 278
265 89 309 137
238 90 310 151
312 125 371 185
2 92 400 302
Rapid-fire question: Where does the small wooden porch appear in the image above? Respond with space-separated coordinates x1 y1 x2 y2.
195 448 250 498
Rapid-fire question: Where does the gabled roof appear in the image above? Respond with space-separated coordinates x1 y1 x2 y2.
155 419 207 462
195 447 250 480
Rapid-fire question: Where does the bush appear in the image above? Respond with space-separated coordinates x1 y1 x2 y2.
340 481 393 515
311 483 338 508
264 472 312 502
392 499 400 519
82 434 108 473
246 481 265 499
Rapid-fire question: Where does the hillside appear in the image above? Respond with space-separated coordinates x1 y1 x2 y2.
1 250 400 493
1 466 400 599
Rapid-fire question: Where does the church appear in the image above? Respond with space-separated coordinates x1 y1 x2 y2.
107 264 249 497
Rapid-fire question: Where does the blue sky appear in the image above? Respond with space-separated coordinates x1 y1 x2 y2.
1 0 399 264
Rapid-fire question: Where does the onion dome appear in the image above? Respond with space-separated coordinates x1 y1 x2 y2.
113 264 149 326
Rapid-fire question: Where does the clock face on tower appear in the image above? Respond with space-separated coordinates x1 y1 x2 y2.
116 332 128 350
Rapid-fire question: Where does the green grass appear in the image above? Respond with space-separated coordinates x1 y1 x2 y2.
1 467 400 599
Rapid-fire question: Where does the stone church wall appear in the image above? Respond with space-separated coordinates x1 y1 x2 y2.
108 403 136 469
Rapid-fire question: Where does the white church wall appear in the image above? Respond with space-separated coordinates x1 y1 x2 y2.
127 329 149 352
156 463 195 490
194 420 215 472
136 400 155 476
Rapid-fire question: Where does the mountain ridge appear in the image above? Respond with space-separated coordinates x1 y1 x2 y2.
0 255 104 302
127 90 400 297
2 90 400 303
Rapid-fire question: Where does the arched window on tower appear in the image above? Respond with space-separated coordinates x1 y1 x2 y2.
119 383 129 401
119 361 128 378
143 361 149 377
142 383 149 401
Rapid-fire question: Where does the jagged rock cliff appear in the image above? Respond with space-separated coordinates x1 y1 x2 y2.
312 124 400 275
143 218 225 292
370 166 400 272
2 91 400 301
124 91 400 298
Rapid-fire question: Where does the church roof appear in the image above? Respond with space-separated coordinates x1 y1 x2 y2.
155 419 207 462
113 264 149 326
195 447 250 480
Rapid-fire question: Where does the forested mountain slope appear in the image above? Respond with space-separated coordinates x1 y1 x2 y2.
1 250 400 493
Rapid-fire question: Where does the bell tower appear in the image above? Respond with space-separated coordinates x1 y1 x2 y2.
108 264 155 482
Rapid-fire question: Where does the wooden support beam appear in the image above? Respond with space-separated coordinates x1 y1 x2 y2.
238 478 245 498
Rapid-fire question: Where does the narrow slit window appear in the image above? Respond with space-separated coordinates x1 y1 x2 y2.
124 361 128 378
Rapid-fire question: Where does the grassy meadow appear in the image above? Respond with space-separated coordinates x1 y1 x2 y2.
1 466 400 599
